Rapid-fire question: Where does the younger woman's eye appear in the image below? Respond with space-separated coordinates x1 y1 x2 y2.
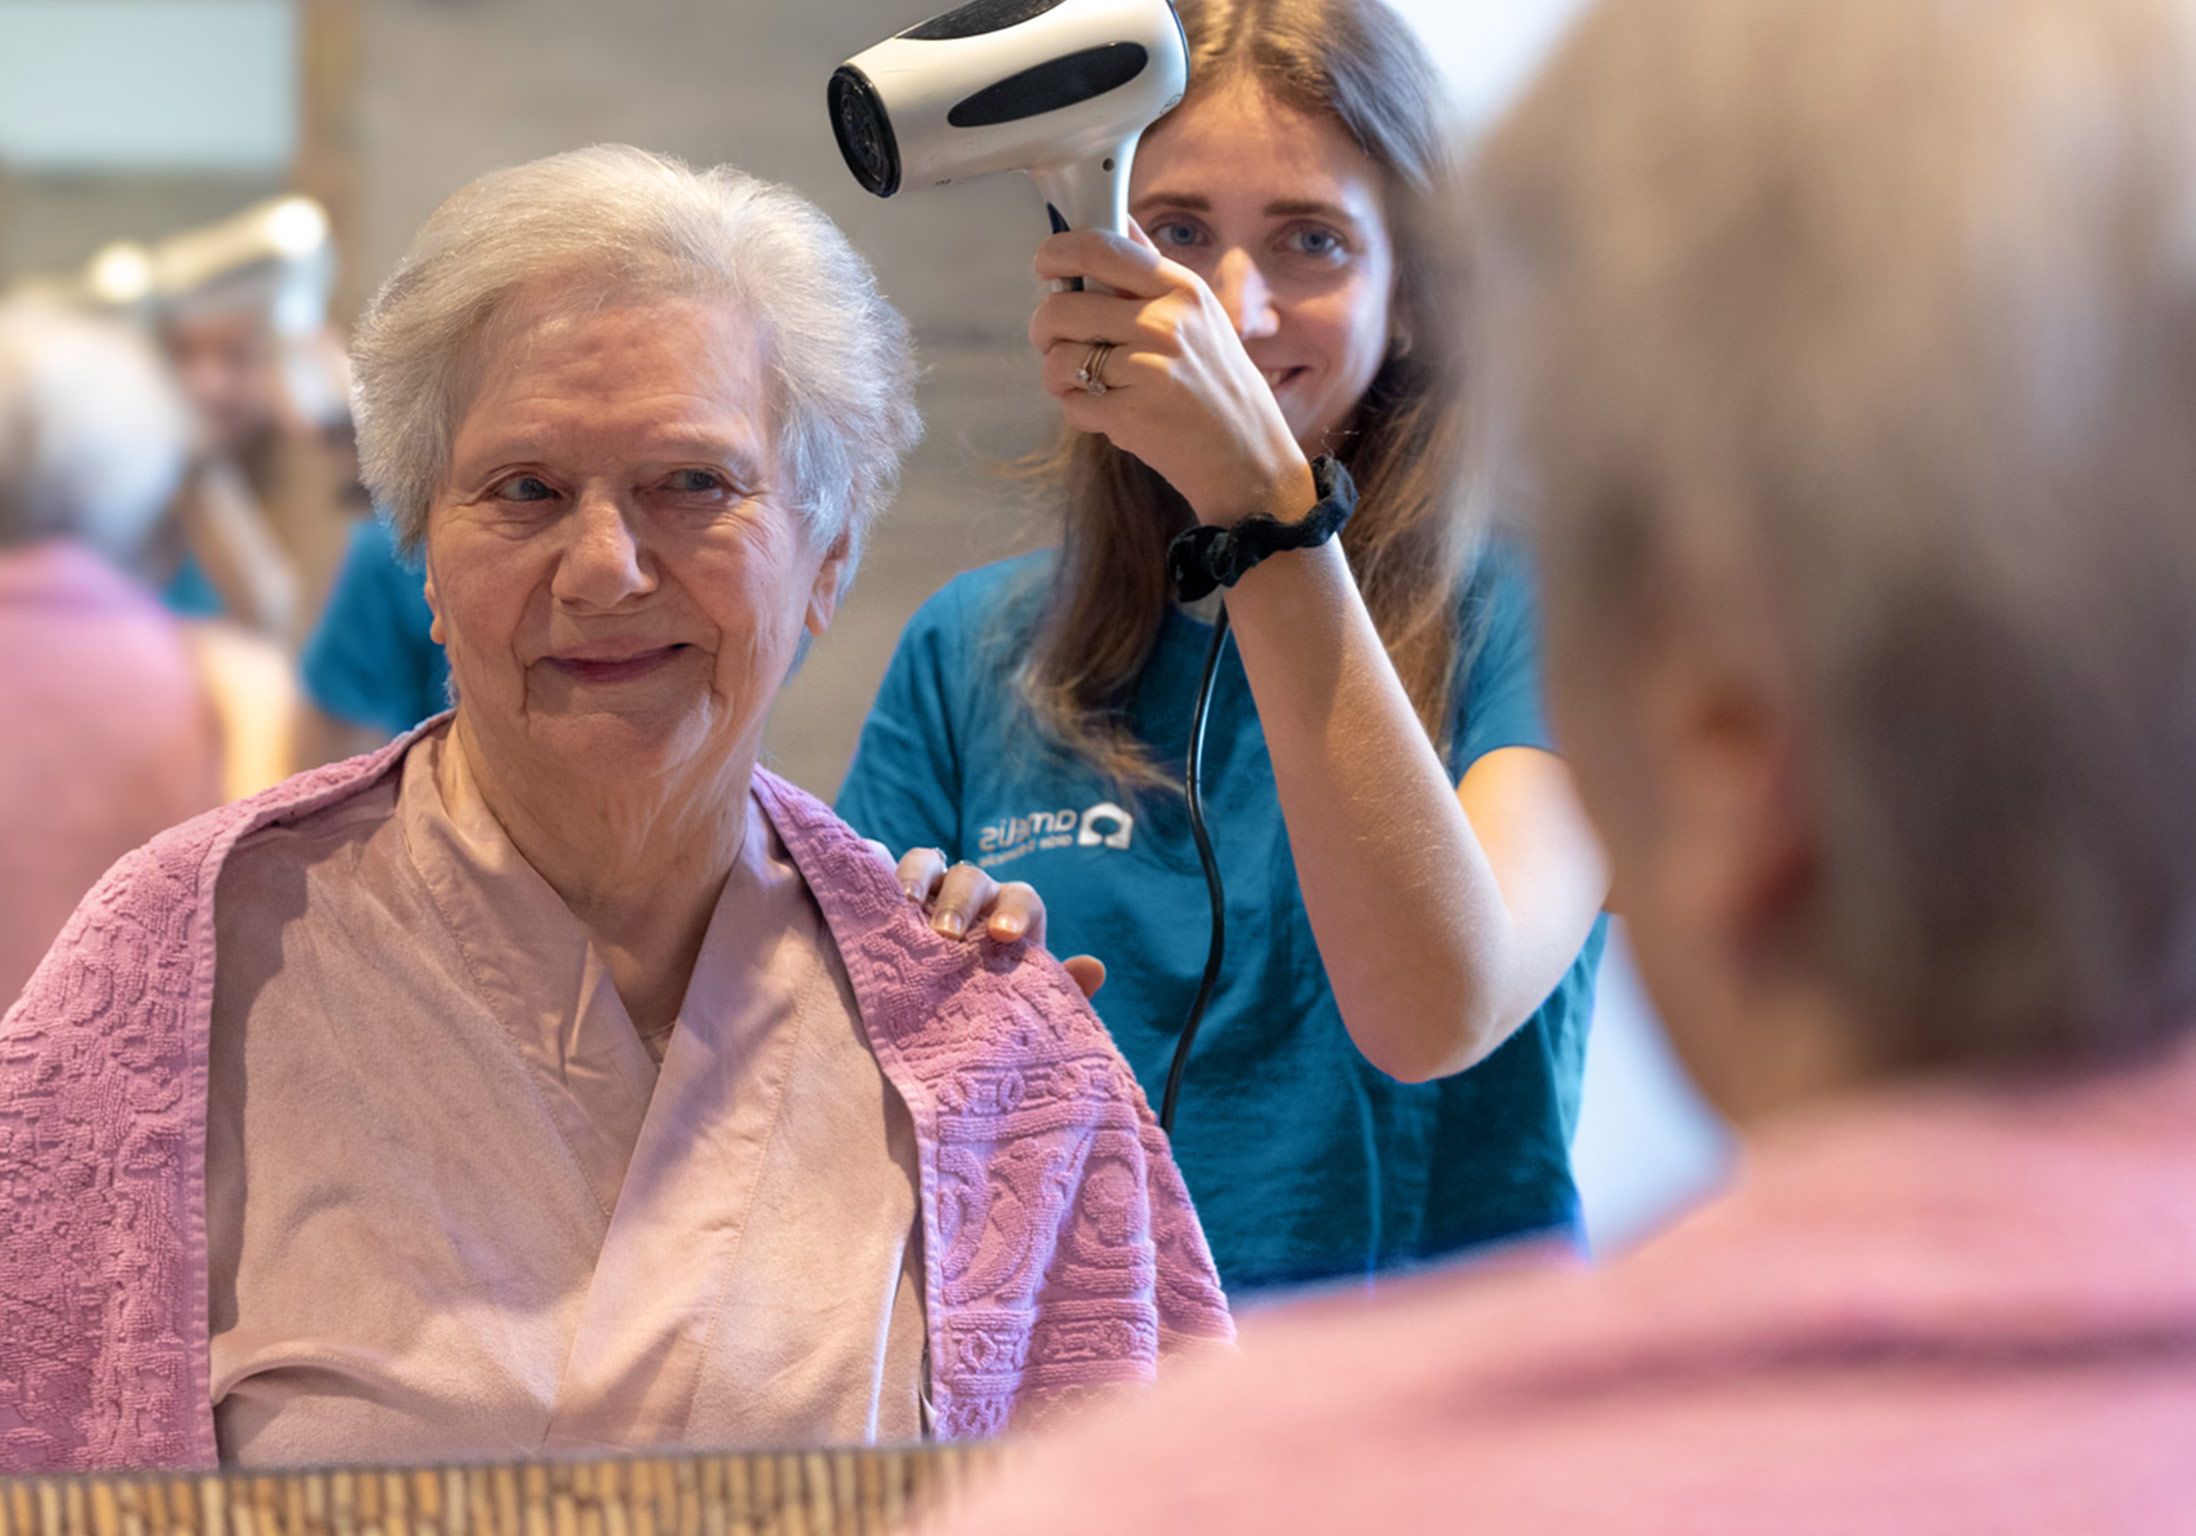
1287 226 1349 261
1150 219 1204 249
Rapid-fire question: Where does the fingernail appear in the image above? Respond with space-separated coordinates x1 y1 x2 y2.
936 912 967 939
994 914 1026 940
899 881 920 902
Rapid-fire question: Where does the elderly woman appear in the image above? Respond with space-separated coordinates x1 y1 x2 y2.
940 0 2196 1528
0 147 1229 1476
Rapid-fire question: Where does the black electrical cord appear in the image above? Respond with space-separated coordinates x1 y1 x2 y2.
1158 602 1232 1135
1152 458 1354 1135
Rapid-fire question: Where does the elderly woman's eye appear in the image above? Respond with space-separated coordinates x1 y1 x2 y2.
493 474 558 503
665 469 729 495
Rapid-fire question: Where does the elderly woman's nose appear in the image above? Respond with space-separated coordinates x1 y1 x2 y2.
1212 249 1280 341
552 491 657 608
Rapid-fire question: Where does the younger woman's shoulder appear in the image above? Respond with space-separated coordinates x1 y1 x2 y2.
1459 535 1543 622
909 550 1057 631
889 551 1059 682
1450 536 1555 767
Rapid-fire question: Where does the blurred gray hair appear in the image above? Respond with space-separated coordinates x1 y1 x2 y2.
1479 0 2196 1068
351 145 922 564
0 301 192 557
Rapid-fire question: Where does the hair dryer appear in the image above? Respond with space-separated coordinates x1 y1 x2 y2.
829 0 1189 240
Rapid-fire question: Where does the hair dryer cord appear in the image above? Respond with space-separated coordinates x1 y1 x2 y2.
1159 604 1231 1135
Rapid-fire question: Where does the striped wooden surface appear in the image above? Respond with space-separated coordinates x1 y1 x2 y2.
0 1447 1003 1536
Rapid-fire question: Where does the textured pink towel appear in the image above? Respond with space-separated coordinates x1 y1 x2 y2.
0 727 1231 1474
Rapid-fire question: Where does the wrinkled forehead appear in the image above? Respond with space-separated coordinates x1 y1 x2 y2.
446 278 779 472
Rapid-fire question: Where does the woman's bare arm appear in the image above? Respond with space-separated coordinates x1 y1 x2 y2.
1224 533 1606 1080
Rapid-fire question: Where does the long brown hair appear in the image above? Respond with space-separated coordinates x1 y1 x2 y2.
1016 0 1483 788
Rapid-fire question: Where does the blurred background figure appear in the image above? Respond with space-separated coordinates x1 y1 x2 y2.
146 195 358 644
940 0 2196 1525
0 301 275 1005
157 197 462 766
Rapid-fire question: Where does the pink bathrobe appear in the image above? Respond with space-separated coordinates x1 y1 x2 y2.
941 1039 2196 1535
0 728 1232 1475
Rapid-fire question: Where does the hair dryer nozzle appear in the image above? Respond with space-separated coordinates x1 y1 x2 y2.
830 66 903 198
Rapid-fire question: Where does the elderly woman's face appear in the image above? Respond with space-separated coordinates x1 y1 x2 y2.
423 287 846 786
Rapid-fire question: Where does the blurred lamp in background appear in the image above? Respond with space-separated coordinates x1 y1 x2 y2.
84 243 157 309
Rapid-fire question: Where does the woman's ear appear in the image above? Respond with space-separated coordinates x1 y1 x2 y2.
804 526 856 637
1650 631 1815 968
423 558 446 647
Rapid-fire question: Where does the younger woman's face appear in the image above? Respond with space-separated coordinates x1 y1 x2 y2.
1130 80 1401 455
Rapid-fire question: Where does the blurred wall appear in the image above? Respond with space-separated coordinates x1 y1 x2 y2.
0 0 294 278
356 0 1043 349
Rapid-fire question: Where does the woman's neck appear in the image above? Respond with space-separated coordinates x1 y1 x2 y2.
1685 978 1888 1128
448 714 752 1038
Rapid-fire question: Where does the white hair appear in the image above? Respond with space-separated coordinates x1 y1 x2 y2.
350 145 922 565
0 300 192 557
1479 0 2196 1068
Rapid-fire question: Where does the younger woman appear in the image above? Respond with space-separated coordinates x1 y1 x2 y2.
840 0 1608 1294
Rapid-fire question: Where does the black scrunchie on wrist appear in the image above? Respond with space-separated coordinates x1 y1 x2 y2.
1167 455 1358 604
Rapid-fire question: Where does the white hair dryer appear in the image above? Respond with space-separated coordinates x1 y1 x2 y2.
829 0 1190 240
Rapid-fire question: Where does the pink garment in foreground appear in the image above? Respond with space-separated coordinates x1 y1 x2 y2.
942 1041 2196 1536
0 540 220 1006
0 723 1232 1474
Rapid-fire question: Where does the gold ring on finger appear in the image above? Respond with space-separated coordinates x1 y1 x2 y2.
1075 340 1117 397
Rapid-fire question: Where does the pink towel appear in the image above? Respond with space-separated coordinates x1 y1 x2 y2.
0 724 1231 1473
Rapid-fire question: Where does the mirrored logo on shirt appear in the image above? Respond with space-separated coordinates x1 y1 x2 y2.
975 801 1134 868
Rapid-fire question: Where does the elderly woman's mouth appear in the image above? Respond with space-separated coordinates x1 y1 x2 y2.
543 644 689 684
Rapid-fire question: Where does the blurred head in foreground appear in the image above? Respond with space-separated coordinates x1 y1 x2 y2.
1483 0 2196 1117
937 0 2196 1529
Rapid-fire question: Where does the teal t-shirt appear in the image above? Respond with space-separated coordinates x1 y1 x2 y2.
300 518 449 736
160 552 226 619
837 546 1607 1295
